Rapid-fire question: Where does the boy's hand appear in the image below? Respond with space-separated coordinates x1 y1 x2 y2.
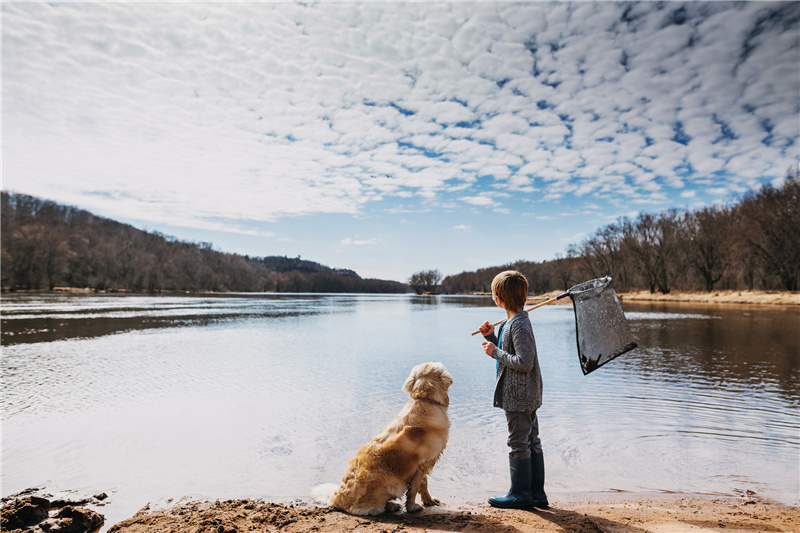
478 321 494 336
481 341 496 356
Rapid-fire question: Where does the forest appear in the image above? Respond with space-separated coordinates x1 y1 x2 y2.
3 169 797 295
0 192 406 293
442 170 799 295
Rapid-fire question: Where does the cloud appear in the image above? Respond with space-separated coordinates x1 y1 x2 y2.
564 232 587 244
461 196 498 207
341 237 381 246
452 224 471 231
2 1 797 234
705 187 730 197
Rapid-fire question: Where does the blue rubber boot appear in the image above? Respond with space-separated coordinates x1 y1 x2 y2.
488 456 533 509
530 452 549 508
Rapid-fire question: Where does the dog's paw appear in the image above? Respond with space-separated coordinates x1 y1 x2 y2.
422 497 441 507
406 503 423 513
385 501 402 513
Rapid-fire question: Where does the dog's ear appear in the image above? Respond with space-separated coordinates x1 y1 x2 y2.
403 365 422 394
404 363 442 397
403 363 432 395
441 370 454 388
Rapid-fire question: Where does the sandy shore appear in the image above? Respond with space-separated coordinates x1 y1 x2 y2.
527 289 799 307
105 493 798 533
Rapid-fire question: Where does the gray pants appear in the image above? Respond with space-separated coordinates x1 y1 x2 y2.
505 410 543 458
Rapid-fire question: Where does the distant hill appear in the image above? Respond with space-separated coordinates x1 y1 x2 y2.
0 192 407 293
261 255 359 278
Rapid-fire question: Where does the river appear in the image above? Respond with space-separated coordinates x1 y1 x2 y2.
1 293 798 529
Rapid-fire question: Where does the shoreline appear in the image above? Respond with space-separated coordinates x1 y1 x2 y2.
4 488 799 533
4 287 798 306
104 492 799 532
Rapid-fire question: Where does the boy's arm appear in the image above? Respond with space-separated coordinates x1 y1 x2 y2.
490 319 536 372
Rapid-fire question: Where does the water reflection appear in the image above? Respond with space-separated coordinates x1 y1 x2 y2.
409 294 491 308
622 302 800 404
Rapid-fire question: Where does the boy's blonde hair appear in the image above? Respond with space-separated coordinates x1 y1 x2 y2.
491 270 529 312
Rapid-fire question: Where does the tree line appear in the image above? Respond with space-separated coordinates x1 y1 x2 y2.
441 170 799 294
0 192 406 293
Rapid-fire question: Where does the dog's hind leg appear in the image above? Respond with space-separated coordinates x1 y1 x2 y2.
385 501 402 513
420 476 440 506
405 468 426 513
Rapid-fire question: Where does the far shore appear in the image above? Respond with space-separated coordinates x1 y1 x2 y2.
526 289 799 307
2 287 798 307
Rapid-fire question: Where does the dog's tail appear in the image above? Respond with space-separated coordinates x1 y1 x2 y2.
310 483 338 505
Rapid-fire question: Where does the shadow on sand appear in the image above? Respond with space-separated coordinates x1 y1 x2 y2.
355 504 659 532
361 507 526 532
529 505 652 532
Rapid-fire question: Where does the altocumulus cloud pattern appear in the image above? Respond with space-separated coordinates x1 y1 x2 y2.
3 2 798 234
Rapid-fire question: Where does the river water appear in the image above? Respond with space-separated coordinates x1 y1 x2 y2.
1 293 798 529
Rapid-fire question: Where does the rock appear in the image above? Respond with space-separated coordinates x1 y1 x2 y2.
50 499 90 509
1 496 103 533
48 492 110 510
1 488 46 504
1 496 51 530
37 506 104 532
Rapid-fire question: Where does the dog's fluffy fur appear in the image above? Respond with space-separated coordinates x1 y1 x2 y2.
326 362 453 516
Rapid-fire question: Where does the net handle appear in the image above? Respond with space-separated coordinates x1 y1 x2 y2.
470 291 570 336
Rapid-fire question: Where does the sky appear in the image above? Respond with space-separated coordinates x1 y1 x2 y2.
3 2 799 282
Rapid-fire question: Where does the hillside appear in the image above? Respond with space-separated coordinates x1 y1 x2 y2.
0 192 406 293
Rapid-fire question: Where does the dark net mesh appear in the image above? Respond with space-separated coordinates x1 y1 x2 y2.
568 277 637 375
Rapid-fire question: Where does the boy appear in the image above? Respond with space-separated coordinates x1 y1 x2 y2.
478 270 548 509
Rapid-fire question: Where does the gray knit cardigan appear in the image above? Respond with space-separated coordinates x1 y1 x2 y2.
483 310 543 412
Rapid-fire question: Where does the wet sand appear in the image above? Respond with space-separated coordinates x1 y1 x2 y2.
106 493 799 533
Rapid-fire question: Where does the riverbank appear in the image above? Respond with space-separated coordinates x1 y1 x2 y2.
4 488 798 533
103 493 798 533
527 289 799 306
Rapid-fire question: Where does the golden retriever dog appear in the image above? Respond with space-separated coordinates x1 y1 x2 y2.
323 362 453 516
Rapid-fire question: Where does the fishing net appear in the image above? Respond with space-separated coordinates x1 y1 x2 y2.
568 277 637 375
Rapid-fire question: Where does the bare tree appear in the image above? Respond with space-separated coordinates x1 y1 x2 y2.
5 225 69 290
551 253 576 291
621 214 659 293
409 269 442 294
653 209 688 294
577 222 630 288
684 206 732 291
621 211 687 294
736 171 800 291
